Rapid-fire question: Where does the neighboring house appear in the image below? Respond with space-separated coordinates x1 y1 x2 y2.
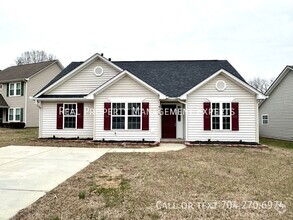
0 61 63 127
34 53 266 143
259 66 293 141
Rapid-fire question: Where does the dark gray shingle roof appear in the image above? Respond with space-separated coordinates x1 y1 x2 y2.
36 60 245 97
0 94 9 108
0 60 57 82
113 60 245 97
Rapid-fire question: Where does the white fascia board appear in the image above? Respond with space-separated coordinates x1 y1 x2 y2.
35 53 123 98
86 70 167 100
27 60 63 80
180 69 267 100
32 97 87 102
265 66 292 96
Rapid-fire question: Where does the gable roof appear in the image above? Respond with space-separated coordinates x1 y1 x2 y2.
35 57 246 98
86 70 166 99
0 94 9 108
36 62 84 96
0 60 60 82
113 60 246 97
180 69 266 100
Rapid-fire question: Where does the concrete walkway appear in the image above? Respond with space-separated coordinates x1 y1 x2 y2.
0 144 185 219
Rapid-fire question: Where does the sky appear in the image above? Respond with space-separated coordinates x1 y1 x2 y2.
0 0 292 80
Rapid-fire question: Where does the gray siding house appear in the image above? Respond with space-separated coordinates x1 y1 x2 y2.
259 66 293 141
0 61 63 127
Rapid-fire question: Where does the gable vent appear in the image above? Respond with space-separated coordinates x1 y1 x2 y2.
94 66 104 76
216 80 226 91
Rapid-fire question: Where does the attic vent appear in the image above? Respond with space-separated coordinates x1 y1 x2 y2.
216 80 226 91
0 84 3 90
94 66 104 76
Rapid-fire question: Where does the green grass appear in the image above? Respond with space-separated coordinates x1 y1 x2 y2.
260 137 293 149
0 127 38 147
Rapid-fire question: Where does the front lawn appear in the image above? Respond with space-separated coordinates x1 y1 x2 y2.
13 146 293 220
260 137 293 149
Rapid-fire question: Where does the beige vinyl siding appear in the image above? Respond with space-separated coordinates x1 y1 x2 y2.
39 102 94 138
26 63 62 127
0 83 25 123
49 59 120 95
259 70 293 141
94 75 160 141
187 74 258 142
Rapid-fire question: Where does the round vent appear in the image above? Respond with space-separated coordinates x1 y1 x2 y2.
216 80 226 91
0 84 3 90
94 66 104 76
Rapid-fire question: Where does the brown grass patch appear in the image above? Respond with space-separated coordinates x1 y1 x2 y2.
12 146 293 220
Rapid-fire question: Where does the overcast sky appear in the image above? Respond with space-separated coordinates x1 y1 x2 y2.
0 0 292 80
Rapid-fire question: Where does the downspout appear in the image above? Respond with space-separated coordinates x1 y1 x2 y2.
24 79 28 126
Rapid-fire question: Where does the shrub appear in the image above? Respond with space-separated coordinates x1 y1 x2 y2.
9 122 25 129
78 191 86 199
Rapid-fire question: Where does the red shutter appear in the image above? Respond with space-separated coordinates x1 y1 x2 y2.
77 103 84 129
203 102 211 130
56 104 63 129
104 102 111 130
142 102 149 130
232 102 239 131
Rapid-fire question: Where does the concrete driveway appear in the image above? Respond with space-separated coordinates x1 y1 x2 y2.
0 145 109 220
0 143 185 219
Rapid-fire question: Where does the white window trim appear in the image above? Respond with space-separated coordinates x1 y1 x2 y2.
211 102 231 131
63 103 77 129
9 82 22 97
261 114 269 125
111 102 142 131
8 107 21 122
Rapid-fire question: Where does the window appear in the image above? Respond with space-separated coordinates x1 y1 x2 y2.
128 103 141 129
211 102 231 130
16 83 21 95
111 102 142 130
63 104 77 128
8 108 22 122
262 114 269 125
212 103 220 129
112 103 125 129
9 109 14 121
222 103 231 130
9 83 14 96
9 82 22 96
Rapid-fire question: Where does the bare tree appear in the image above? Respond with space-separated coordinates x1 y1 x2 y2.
15 50 56 65
248 77 274 94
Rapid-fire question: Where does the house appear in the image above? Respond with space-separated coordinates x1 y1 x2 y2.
0 61 63 127
259 66 293 141
33 53 266 143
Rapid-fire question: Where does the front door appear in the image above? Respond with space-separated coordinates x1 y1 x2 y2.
162 105 176 138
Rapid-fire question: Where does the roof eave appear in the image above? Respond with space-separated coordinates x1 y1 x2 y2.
35 53 123 98
86 70 167 100
179 69 267 100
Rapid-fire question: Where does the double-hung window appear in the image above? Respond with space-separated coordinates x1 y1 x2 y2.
112 103 125 129
211 102 231 130
8 107 22 122
262 114 269 125
9 82 21 96
128 103 141 129
211 103 220 129
111 102 142 130
63 104 77 128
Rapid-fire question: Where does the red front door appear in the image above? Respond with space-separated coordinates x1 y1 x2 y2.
162 105 176 138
